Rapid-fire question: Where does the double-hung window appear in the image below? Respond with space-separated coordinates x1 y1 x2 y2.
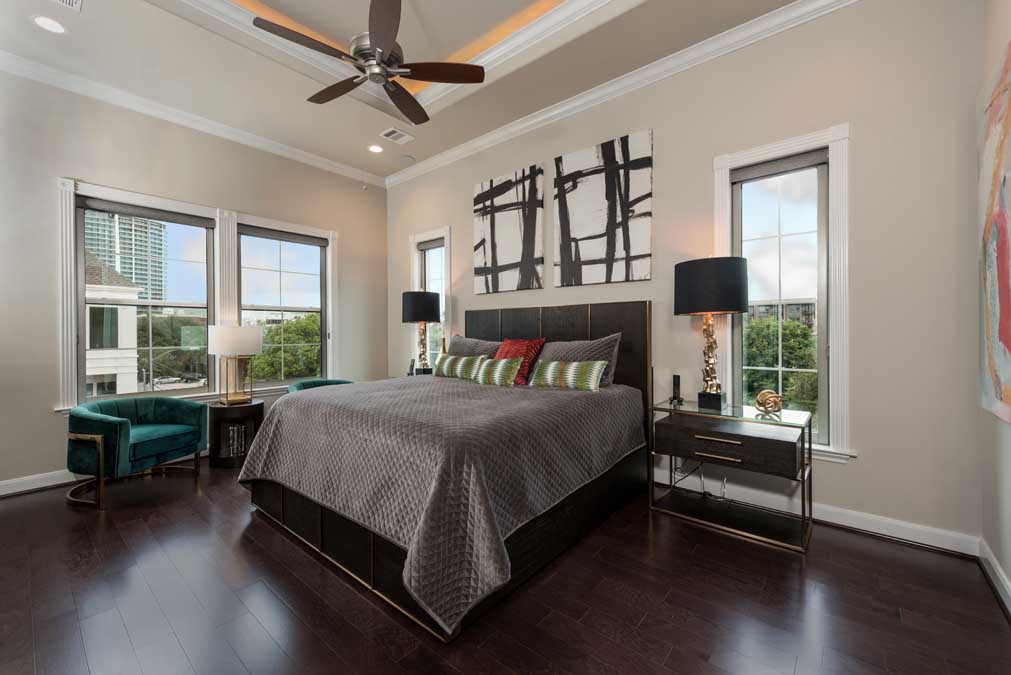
417 237 446 365
731 149 830 444
77 197 214 400
239 225 327 386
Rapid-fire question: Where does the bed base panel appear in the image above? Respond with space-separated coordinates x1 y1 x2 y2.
249 444 647 642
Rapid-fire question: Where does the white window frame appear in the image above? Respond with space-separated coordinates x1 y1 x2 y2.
57 179 338 410
409 226 452 362
713 124 852 462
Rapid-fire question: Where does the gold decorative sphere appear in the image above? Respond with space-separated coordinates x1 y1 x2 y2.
755 389 783 413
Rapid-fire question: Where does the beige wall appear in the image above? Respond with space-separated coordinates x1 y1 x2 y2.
388 0 985 535
0 72 388 482
981 0 1011 573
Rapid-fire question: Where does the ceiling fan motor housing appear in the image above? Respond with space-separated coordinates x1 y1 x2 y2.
350 32 404 80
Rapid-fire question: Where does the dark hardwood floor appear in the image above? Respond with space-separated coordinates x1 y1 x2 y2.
1 463 1008 675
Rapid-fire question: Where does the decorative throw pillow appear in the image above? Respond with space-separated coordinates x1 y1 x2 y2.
528 361 609 392
434 354 485 380
534 333 621 387
473 358 524 387
447 335 501 359
493 337 546 385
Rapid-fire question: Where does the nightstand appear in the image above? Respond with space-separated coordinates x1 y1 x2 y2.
208 399 264 469
650 402 813 552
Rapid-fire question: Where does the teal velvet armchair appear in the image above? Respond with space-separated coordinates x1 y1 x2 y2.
67 397 207 509
287 378 352 393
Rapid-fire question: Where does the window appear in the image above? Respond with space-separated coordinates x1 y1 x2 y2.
77 197 214 400
731 149 829 444
239 225 327 386
418 237 446 365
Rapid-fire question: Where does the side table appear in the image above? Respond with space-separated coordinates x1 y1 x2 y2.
208 399 264 469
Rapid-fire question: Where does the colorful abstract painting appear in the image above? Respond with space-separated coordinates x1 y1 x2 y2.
473 165 544 294
981 42 1011 423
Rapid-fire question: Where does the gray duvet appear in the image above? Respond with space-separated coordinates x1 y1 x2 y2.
238 375 645 633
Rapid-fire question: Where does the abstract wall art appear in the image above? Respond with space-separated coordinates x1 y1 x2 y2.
473 165 544 294
981 41 1011 423
553 130 653 287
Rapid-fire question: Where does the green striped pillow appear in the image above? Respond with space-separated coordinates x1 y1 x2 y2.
434 354 485 380
528 361 608 392
473 358 524 387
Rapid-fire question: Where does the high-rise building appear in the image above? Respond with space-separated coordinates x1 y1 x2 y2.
83 211 167 300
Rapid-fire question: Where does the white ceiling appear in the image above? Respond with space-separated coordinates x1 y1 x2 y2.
0 0 796 180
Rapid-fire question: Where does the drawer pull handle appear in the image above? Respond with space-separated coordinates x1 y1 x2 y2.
694 451 743 463
694 434 743 446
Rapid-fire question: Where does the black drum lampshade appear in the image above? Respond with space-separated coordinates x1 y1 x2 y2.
674 257 749 316
402 291 441 324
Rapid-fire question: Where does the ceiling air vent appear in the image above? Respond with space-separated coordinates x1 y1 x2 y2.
51 0 83 11
380 127 415 145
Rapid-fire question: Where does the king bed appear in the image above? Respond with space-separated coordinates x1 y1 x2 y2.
240 300 652 641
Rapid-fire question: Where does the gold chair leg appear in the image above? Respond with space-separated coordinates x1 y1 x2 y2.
67 433 105 510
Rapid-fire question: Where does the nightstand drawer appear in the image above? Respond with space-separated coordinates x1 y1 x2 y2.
654 414 803 479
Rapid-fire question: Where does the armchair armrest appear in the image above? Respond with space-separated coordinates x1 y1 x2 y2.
68 407 131 477
154 398 208 450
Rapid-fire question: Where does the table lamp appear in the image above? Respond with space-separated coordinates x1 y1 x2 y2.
674 257 748 411
402 291 441 374
209 324 263 405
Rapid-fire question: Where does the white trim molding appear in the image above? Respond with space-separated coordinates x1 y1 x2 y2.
712 123 853 462
0 49 385 187
652 467 979 556
57 178 77 411
981 539 1011 614
385 0 861 188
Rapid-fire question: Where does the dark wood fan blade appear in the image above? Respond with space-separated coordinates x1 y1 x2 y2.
400 62 485 84
385 80 429 125
308 77 364 104
369 0 401 59
253 17 353 63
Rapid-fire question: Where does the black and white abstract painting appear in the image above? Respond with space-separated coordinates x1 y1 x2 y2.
473 165 544 294
553 130 653 287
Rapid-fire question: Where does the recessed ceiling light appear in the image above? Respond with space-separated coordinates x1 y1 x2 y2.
33 16 66 34
368 145 383 154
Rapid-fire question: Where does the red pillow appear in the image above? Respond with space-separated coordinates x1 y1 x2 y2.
494 338 546 385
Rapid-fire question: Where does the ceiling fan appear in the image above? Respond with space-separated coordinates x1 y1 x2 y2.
252 0 485 125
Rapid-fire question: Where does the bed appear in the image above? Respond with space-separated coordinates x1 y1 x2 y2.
240 300 652 641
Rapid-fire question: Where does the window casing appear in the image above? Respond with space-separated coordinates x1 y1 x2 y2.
238 224 328 387
418 237 446 365
731 149 830 444
76 197 215 401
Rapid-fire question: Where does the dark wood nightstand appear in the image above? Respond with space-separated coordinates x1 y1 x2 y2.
208 399 264 469
650 402 813 552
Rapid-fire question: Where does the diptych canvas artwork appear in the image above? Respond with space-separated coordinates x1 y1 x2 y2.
553 130 654 287
473 165 545 294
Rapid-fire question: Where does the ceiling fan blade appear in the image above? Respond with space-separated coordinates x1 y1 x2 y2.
253 17 354 63
400 62 485 84
369 0 401 60
308 77 364 104
385 80 429 125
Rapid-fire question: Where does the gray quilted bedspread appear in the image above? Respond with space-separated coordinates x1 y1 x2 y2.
238 375 645 633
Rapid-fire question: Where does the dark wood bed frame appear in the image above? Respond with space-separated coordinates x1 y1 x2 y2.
248 300 652 642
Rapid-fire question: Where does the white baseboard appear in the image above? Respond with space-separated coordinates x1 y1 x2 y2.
0 451 211 498
980 539 1011 613
652 467 980 556
0 469 81 497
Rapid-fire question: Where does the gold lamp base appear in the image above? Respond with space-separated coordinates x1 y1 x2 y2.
218 355 254 406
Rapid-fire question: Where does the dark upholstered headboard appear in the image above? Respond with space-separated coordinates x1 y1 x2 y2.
464 301 652 415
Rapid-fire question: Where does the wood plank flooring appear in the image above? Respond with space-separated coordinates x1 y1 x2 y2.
1 463 1008 674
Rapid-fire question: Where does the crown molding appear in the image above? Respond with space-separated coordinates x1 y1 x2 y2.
0 49 386 187
385 0 861 188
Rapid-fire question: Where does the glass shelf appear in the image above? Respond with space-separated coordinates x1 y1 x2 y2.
652 400 811 429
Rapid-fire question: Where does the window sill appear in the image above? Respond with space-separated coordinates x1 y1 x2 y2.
812 443 855 464
54 384 291 416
